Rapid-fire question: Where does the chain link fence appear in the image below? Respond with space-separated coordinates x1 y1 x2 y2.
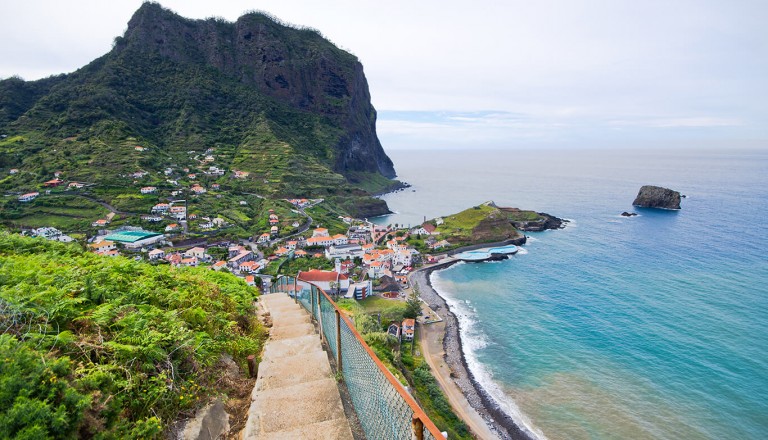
270 276 443 440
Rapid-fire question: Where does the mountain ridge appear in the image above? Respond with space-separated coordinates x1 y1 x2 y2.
1 3 397 222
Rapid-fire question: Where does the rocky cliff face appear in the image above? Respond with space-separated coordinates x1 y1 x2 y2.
120 3 395 178
632 185 682 209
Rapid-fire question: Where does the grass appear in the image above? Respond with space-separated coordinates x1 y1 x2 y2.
436 203 495 236
0 195 109 231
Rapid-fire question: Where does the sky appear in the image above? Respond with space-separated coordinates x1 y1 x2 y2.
1 0 766 150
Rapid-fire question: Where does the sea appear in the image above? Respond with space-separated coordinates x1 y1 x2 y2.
374 148 768 440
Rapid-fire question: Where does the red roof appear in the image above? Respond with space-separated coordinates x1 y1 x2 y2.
422 223 437 233
298 269 349 283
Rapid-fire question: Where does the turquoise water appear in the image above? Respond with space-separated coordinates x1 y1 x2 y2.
377 149 768 439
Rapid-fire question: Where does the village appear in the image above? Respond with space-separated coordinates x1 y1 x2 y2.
10 146 459 328
22 189 450 307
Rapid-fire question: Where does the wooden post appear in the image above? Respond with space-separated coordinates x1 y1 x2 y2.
335 309 342 371
411 415 424 440
293 277 298 303
247 355 257 378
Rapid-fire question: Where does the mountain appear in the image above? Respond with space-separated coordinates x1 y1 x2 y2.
0 2 399 219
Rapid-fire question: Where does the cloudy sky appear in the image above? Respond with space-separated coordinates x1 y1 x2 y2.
1 0 766 150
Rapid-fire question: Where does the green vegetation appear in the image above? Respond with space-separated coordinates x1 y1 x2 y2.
0 195 109 231
0 3 400 231
278 256 334 275
338 295 470 439
0 233 265 438
431 202 530 249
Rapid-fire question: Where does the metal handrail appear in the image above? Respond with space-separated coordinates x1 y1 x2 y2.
271 275 444 440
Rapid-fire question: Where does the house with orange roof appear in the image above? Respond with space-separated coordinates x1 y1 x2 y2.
43 178 64 187
402 319 416 341
211 261 227 271
367 260 389 279
91 219 109 227
152 203 170 213
297 269 350 292
97 249 120 257
165 223 179 232
18 192 39 202
331 234 349 246
274 247 290 257
257 233 271 244
285 241 298 250
245 275 256 287
228 251 255 270
181 257 198 267
306 236 333 247
238 261 261 274
312 227 329 238
89 240 116 254
294 250 308 257
140 186 157 194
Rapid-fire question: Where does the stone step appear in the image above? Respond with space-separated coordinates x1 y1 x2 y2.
269 322 315 340
266 305 305 317
254 350 331 393
244 378 347 436
261 334 321 360
257 417 354 440
267 313 310 328
260 295 294 307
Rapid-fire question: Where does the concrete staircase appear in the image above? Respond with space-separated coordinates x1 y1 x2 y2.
242 293 353 439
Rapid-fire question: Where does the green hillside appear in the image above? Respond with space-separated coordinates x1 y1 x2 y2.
0 233 264 438
0 2 399 231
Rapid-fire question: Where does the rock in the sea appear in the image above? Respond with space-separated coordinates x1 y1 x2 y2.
621 211 638 217
632 185 681 210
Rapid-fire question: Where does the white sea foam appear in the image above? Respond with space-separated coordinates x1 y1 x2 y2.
430 271 547 440
516 247 529 255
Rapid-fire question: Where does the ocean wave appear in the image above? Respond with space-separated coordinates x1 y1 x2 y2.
431 271 547 440
516 247 529 255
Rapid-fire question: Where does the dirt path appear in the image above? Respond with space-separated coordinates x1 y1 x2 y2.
419 314 499 439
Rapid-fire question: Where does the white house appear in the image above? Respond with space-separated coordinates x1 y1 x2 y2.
325 244 364 260
297 269 350 293
312 228 329 238
89 240 116 254
148 249 166 260
331 234 349 246
18 192 39 202
184 246 207 260
140 186 157 194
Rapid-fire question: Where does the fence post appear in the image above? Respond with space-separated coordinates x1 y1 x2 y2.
293 277 298 303
412 415 424 440
317 290 324 342
335 309 342 371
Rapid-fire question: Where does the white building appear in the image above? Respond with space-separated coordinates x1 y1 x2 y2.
325 244 364 260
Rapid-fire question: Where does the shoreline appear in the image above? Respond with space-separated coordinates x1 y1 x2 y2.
411 259 537 440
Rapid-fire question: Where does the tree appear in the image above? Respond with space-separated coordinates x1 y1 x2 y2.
404 285 422 319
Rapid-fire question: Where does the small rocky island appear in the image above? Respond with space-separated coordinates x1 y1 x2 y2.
632 185 682 210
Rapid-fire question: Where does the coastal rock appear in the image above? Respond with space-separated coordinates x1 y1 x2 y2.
632 185 682 210
179 399 230 440
509 212 568 231
621 211 638 217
